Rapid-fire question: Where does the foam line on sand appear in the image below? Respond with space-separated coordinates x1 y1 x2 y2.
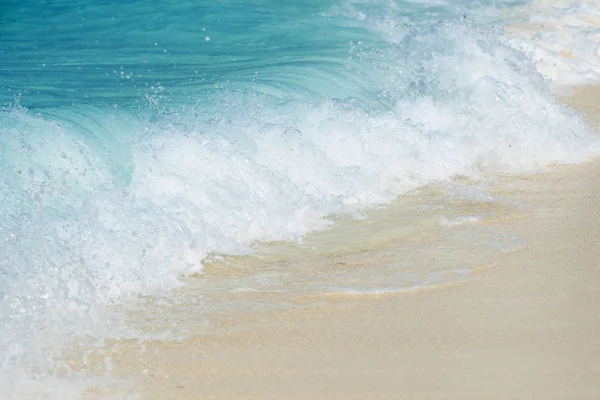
80 86 600 400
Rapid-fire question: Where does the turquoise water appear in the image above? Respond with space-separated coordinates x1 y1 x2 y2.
1 0 599 397
3 0 370 107
2 0 521 107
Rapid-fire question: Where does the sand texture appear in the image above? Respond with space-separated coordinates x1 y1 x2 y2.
85 88 600 400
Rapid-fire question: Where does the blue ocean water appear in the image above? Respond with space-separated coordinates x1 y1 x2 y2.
1 0 599 396
1 0 523 107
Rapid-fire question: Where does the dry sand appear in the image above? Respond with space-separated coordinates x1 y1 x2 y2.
89 87 600 399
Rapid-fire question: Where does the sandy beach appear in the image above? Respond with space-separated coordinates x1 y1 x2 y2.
79 87 600 400
7 0 600 398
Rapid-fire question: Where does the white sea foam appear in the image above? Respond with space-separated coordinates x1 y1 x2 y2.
439 215 484 227
505 0 600 86
2 2 600 397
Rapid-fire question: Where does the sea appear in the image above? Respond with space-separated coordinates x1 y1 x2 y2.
2 0 600 398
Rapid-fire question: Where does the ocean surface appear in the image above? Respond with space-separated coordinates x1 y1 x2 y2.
2 0 600 398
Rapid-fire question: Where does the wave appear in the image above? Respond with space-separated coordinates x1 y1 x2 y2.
1 2 599 394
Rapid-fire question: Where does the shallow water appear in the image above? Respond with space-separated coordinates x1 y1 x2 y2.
504 0 600 86
1 0 600 397
125 182 527 330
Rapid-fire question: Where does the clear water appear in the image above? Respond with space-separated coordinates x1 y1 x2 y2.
1 0 599 397
2 0 525 107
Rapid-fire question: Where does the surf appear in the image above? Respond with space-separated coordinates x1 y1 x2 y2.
1 0 600 397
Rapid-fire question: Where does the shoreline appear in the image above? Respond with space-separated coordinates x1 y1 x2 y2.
82 86 600 399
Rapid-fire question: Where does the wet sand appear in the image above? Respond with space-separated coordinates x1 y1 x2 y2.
86 87 600 399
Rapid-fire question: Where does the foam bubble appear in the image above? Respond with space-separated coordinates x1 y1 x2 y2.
439 215 484 227
2 5 600 396
505 0 600 86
